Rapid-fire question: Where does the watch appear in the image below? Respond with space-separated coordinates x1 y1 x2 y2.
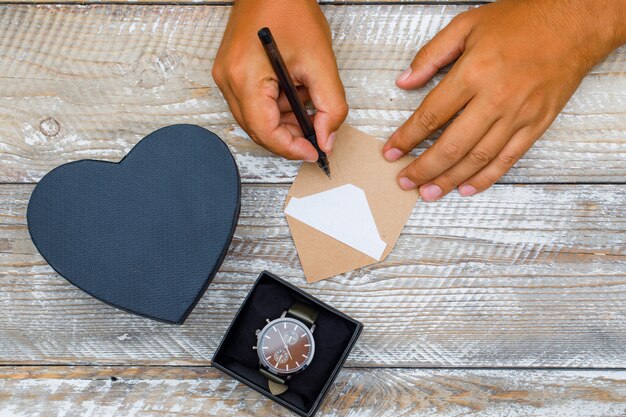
253 301 319 395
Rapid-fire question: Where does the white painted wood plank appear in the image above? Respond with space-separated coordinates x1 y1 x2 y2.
1 184 624 367
0 5 623 183
1 366 625 417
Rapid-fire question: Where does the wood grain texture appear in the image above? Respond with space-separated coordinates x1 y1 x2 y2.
1 366 626 417
1 2 624 416
1 183 624 367
0 5 624 184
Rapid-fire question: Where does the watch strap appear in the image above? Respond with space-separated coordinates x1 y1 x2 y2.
259 368 288 395
286 301 319 328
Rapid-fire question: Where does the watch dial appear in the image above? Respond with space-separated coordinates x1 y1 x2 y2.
257 318 314 374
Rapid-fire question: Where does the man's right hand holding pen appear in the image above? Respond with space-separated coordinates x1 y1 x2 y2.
212 0 347 163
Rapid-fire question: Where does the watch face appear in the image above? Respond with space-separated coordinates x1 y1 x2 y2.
257 317 315 374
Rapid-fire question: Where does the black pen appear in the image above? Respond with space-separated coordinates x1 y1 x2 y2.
258 27 331 178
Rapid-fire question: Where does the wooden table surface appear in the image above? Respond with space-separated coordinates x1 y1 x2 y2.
1 1 625 416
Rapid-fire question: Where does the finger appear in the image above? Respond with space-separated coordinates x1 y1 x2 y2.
280 112 304 137
282 122 304 138
459 126 537 196
254 122 319 161
384 68 472 161
304 58 348 153
396 98 497 190
277 86 311 113
418 120 514 201
396 13 472 90
238 78 318 161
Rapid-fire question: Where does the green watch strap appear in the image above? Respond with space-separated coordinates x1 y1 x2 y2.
259 367 287 385
287 301 319 328
259 368 288 395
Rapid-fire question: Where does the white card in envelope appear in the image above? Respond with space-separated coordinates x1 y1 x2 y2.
284 184 387 260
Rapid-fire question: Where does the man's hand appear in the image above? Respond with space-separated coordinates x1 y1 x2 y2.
212 0 347 162
384 0 626 200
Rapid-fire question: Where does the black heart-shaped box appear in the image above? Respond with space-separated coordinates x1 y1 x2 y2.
27 124 241 324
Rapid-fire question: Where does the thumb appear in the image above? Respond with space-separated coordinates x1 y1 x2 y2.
306 61 348 153
396 13 472 90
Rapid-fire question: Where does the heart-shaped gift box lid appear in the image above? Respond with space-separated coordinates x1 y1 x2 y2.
27 124 241 324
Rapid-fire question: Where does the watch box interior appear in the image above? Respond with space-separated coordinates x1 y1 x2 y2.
212 271 363 417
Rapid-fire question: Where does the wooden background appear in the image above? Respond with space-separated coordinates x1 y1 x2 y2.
0 1 625 416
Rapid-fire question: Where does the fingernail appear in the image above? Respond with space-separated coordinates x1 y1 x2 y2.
326 132 336 152
458 184 477 197
398 177 417 190
384 147 404 162
396 67 412 84
420 183 442 201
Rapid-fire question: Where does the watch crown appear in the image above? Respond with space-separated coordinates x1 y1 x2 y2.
255 329 260 337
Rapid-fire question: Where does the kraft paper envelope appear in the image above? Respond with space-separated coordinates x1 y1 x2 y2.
284 124 419 282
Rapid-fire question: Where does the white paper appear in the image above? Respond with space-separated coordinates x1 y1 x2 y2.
284 184 387 260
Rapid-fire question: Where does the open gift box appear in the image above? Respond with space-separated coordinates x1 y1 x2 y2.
213 271 363 417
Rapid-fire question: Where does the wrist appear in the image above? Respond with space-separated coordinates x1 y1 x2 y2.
572 0 626 67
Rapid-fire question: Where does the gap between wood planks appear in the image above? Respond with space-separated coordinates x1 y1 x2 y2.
1 181 626 185
0 1 492 5
2 364 626 371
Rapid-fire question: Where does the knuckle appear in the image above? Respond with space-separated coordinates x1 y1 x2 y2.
225 63 249 87
416 44 433 65
458 66 483 89
229 71 246 88
467 148 492 166
211 64 223 86
497 152 520 168
451 10 472 27
461 56 501 89
517 99 539 124
414 108 440 132
437 141 463 162
486 87 511 110
477 172 498 188
437 172 457 188
332 99 349 120
338 100 349 118
390 130 412 152
404 164 429 185
458 57 487 84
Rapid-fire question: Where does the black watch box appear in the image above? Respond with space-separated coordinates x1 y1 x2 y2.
213 271 363 417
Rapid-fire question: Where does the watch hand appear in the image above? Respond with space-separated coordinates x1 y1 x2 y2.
277 328 293 360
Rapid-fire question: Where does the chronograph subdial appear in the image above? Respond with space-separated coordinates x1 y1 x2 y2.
283 330 299 345
256 317 315 374
273 348 290 364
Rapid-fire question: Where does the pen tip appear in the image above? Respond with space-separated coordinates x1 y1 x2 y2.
316 153 331 178
320 161 331 179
